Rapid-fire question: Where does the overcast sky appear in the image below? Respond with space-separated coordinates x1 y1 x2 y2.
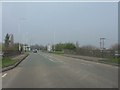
2 2 118 48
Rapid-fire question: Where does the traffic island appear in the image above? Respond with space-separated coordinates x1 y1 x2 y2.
2 53 29 72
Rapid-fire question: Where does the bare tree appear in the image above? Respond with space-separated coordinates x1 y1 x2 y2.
4 33 10 48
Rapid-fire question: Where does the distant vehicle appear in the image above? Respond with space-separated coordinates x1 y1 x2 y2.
33 49 38 53
114 53 120 58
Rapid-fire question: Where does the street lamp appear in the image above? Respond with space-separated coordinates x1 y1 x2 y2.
53 29 55 52
18 17 27 52
100 38 106 58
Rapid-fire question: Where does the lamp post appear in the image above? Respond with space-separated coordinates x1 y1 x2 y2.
53 29 55 52
100 38 106 58
18 17 26 52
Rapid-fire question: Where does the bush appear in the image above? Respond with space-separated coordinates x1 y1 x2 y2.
55 43 76 51
2 43 21 57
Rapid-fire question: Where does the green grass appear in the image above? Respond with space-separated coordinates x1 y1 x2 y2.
0 59 2 67
109 58 120 63
2 57 18 68
2 53 29 68
101 57 120 64
0 43 2 51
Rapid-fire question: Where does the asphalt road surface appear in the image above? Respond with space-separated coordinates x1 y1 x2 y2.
2 52 118 88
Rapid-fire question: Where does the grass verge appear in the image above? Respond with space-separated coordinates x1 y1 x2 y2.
2 57 18 68
109 58 120 63
2 53 29 68
100 57 120 65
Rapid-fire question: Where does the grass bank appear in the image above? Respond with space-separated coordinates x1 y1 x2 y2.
2 53 29 68
2 57 18 68
104 58 120 64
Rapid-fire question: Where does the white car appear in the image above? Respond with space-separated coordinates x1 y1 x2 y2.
114 53 120 58
33 49 38 53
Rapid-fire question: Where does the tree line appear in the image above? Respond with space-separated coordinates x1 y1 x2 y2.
2 33 23 57
31 42 120 58
3 33 119 58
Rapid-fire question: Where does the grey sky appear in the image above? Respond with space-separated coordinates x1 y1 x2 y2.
2 2 118 48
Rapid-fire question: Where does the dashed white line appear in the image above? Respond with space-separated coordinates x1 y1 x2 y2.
2 73 7 78
43 54 66 64
75 59 79 61
80 62 91 66
81 62 85 64
49 59 55 62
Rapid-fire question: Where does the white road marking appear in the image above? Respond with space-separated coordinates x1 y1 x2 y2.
80 62 91 66
75 59 79 61
49 59 55 62
81 62 85 64
2 73 7 78
49 57 65 63
43 54 66 64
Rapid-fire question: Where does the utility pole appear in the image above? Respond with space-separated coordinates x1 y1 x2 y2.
100 38 106 58
53 30 55 52
18 17 27 52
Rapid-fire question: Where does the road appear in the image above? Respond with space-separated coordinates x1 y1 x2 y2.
2 52 118 88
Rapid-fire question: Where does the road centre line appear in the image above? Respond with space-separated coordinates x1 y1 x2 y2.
49 59 55 62
42 53 118 68
45 54 66 63
2 73 7 78
40 53 66 64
